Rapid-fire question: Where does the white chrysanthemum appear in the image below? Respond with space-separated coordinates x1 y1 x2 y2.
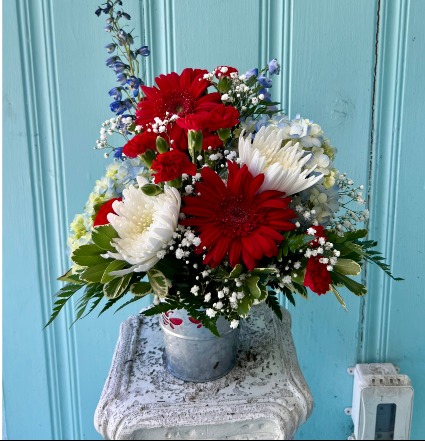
107 176 181 275
238 126 324 196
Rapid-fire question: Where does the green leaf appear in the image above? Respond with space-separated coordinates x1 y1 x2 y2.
258 284 268 302
334 258 361 276
57 268 79 283
345 229 368 241
80 261 111 283
44 283 83 327
217 76 232 93
73 283 103 323
98 296 121 316
229 264 243 279
114 296 143 314
141 183 163 196
291 268 306 286
331 273 367 296
71 244 105 267
91 224 119 251
130 281 152 297
330 284 347 311
265 292 283 320
143 301 175 316
250 267 278 276
245 275 262 298
292 282 308 299
237 295 253 317
147 269 169 298
103 273 132 299
101 260 128 283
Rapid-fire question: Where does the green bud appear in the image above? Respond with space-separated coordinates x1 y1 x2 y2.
156 136 169 153
217 76 232 94
141 184 163 196
140 149 156 167
217 128 231 141
167 176 182 189
188 130 203 160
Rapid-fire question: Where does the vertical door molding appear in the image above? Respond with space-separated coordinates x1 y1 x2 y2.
14 0 82 438
142 0 176 79
360 0 411 362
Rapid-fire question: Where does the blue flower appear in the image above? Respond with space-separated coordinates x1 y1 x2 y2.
116 73 128 85
258 75 272 88
136 45 150 57
259 88 272 101
113 147 124 160
126 76 143 97
268 58 280 75
110 100 127 115
121 12 131 20
104 24 112 32
245 68 258 79
95 7 102 17
109 87 122 101
103 4 112 14
105 43 116 53
113 61 128 73
106 55 120 67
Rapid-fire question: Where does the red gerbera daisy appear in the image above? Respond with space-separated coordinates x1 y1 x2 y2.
135 68 221 149
181 161 296 270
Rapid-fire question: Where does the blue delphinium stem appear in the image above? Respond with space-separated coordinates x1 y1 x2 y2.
95 1 150 115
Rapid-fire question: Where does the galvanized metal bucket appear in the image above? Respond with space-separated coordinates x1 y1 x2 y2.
159 309 240 382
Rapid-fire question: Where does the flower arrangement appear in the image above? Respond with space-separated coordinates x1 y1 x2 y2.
46 0 400 335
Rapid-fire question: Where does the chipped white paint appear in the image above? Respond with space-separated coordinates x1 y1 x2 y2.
94 304 313 440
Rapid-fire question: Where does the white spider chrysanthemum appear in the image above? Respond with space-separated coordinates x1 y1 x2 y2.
238 126 324 196
107 176 181 275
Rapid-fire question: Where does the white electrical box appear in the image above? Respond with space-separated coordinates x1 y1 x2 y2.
347 363 413 440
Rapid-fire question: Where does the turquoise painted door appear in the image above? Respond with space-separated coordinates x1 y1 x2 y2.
3 0 425 439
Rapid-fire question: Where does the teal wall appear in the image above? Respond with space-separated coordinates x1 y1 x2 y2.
3 0 424 439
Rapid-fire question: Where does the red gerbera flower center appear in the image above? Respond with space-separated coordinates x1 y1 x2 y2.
162 90 195 116
219 196 261 236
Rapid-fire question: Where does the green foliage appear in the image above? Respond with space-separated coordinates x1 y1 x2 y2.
91 224 118 251
130 281 152 297
265 291 283 320
331 272 367 296
101 260 128 283
103 273 132 299
44 283 84 327
80 261 112 283
333 258 361 276
71 244 105 267
330 284 347 311
147 269 169 298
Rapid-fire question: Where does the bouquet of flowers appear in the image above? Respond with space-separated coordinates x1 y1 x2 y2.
46 1 400 335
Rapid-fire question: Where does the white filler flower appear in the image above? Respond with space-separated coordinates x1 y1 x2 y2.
238 126 323 196
107 176 181 275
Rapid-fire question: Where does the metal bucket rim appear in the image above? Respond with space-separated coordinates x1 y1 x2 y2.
159 320 238 341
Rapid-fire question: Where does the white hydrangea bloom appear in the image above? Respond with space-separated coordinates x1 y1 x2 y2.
107 176 181 275
238 126 323 196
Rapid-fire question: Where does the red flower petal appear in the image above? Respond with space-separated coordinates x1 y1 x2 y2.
181 162 295 270
93 197 122 227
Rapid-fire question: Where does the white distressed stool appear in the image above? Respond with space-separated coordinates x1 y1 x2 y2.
94 304 313 440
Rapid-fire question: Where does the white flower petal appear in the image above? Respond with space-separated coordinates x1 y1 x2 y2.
238 126 323 196
107 184 180 272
